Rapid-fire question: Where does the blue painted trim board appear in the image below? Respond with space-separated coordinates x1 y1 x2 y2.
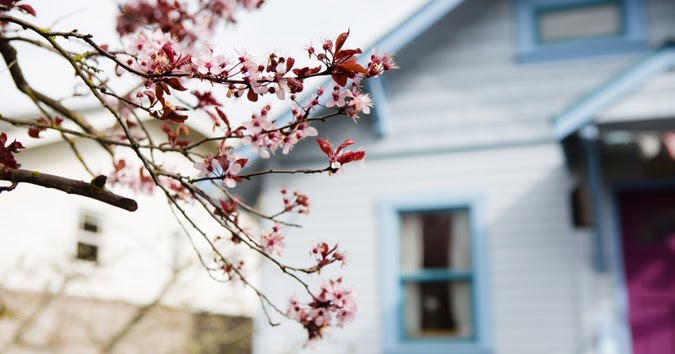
581 126 607 271
553 45 675 139
378 192 492 354
364 76 390 138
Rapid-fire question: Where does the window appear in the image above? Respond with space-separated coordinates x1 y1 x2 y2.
401 210 473 339
379 195 491 354
515 0 646 62
76 212 101 262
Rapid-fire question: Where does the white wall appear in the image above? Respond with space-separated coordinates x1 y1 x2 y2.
254 143 581 354
0 137 257 316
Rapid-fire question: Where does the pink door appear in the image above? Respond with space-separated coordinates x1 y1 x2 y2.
619 190 675 354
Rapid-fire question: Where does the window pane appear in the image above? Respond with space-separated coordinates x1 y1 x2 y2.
76 242 98 262
538 3 621 43
404 281 473 338
81 213 100 233
400 210 471 272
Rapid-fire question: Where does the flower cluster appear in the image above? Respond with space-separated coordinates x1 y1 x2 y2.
217 257 245 281
0 132 23 170
240 105 319 158
27 116 63 139
260 225 285 256
287 278 357 341
0 1 402 342
281 188 310 215
124 29 190 75
326 83 374 121
117 0 263 44
316 138 366 175
193 149 247 188
108 159 156 194
310 242 347 271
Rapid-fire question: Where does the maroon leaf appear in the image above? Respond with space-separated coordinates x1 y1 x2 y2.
337 61 368 75
165 78 187 91
214 107 231 130
285 57 295 72
0 132 23 169
331 73 348 87
286 77 304 93
337 150 365 165
316 138 333 157
235 158 248 168
246 88 258 102
292 66 321 77
336 139 355 154
17 4 36 16
334 29 350 54
27 126 43 138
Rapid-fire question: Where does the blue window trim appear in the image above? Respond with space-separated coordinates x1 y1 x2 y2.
378 193 492 354
515 0 646 62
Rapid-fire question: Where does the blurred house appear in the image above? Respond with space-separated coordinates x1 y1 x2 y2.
0 117 254 354
251 0 675 353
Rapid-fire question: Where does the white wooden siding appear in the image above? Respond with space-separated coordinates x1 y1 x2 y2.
254 144 581 354
253 0 675 352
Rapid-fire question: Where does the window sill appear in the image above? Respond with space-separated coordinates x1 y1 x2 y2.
517 38 647 63
384 342 491 354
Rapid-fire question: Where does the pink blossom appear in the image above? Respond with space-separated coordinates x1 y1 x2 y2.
222 154 243 188
326 88 353 108
286 296 305 322
346 92 373 120
260 227 285 256
193 156 221 177
193 42 228 75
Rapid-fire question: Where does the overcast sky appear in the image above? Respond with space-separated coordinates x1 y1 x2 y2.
0 0 427 118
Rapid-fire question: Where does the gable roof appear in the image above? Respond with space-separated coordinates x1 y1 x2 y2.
233 0 467 201
239 0 465 160
553 42 675 140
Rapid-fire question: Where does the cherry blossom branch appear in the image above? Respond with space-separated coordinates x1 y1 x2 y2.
0 3 392 341
0 37 113 155
190 167 330 183
0 167 137 211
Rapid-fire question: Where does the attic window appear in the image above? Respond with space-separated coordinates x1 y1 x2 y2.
76 212 101 262
515 0 646 62
537 3 622 43
76 242 98 262
82 213 99 233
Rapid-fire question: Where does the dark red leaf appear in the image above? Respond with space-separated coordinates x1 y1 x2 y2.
338 61 368 75
161 43 175 63
334 29 350 54
286 77 304 93
27 127 42 138
286 57 295 72
214 107 231 130
337 150 365 165
315 138 333 157
17 4 36 16
246 88 258 102
334 48 362 63
292 66 321 77
336 139 355 154
160 108 188 123
235 158 248 168
331 73 348 87
165 78 187 91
